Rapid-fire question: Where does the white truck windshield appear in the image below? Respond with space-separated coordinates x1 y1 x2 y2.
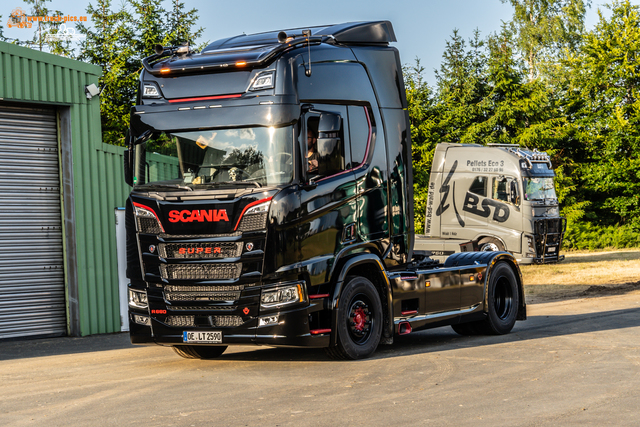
524 177 557 201
133 126 294 188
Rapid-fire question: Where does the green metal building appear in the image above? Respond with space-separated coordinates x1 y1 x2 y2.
0 41 129 339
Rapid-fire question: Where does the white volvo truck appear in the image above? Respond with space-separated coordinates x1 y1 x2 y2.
415 143 566 264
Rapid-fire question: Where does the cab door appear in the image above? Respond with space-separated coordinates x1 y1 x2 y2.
298 105 358 287
488 176 522 252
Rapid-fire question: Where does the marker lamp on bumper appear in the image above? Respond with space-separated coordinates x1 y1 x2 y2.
129 289 148 309
261 283 305 308
133 314 151 326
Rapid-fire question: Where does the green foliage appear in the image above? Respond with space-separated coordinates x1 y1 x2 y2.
77 0 137 146
5 0 74 56
408 0 640 249
76 0 203 146
564 222 640 250
502 0 590 80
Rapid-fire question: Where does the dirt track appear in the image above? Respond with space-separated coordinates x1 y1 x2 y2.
522 249 640 303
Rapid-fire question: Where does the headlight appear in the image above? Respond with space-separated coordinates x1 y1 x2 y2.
260 283 305 308
133 202 165 233
129 289 148 309
527 235 536 253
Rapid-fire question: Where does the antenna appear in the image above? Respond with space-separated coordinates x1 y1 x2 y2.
303 29 312 77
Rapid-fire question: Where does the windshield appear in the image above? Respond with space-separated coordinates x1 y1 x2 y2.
524 177 557 201
133 126 294 189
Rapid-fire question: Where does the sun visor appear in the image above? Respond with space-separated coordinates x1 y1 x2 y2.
130 104 300 136
145 70 253 99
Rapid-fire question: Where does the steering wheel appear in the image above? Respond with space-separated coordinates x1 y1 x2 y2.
275 152 293 165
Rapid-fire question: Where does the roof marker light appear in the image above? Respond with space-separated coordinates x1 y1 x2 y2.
160 68 170 74
236 61 247 67
250 71 275 91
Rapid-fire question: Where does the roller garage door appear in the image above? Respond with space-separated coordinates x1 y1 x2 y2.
0 104 66 339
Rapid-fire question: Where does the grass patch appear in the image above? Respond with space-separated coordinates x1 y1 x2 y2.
521 249 640 303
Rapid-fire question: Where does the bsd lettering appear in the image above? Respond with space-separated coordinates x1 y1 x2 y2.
462 193 510 223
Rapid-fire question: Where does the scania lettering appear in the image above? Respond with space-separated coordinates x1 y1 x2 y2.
416 143 566 264
124 22 526 360
167 209 229 223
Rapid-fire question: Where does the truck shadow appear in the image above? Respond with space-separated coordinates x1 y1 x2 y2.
2 306 638 362
219 305 640 362
376 305 640 360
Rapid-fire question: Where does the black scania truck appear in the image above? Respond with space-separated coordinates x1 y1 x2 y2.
124 21 526 360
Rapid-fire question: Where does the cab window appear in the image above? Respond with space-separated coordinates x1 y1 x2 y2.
492 176 520 206
469 176 487 197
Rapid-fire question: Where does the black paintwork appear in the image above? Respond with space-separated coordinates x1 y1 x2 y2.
126 21 525 351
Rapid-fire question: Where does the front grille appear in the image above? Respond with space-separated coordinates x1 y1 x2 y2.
164 315 243 328
165 291 241 302
171 306 236 311
162 232 242 239
160 242 242 259
211 315 243 327
238 213 267 232
164 284 245 292
137 217 162 234
160 263 241 280
166 315 195 327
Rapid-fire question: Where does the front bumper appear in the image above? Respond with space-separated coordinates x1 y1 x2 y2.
129 296 331 348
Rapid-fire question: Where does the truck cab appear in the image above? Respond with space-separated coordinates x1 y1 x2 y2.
124 22 525 360
416 143 566 264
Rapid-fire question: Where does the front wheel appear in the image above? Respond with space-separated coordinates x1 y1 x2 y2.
325 276 383 360
172 345 228 359
478 237 504 252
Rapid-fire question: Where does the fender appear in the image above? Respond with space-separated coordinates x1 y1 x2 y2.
328 253 394 347
446 251 526 321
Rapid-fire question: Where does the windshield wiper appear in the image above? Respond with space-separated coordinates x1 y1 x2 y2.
139 183 194 192
197 181 262 189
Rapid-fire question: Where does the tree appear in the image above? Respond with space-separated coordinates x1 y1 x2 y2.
404 59 439 232
163 0 204 48
77 0 137 146
502 0 590 81
563 0 640 228
7 0 75 56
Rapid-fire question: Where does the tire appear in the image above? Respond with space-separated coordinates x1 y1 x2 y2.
481 261 519 334
478 237 504 252
325 276 383 360
172 345 228 359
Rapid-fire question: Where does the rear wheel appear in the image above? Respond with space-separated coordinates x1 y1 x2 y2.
452 261 519 336
478 237 504 252
325 276 383 360
481 261 519 334
172 345 228 359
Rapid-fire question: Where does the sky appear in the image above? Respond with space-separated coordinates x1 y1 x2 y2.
1 0 621 85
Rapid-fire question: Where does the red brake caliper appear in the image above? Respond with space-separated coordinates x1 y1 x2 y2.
353 306 366 332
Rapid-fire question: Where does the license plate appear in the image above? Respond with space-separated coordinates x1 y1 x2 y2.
548 247 556 253
183 331 222 344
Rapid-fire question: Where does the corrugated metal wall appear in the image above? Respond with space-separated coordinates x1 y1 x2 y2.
73 142 129 335
0 41 129 337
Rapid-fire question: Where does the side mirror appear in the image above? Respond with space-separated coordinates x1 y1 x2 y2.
509 180 519 205
316 112 343 177
124 130 134 186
